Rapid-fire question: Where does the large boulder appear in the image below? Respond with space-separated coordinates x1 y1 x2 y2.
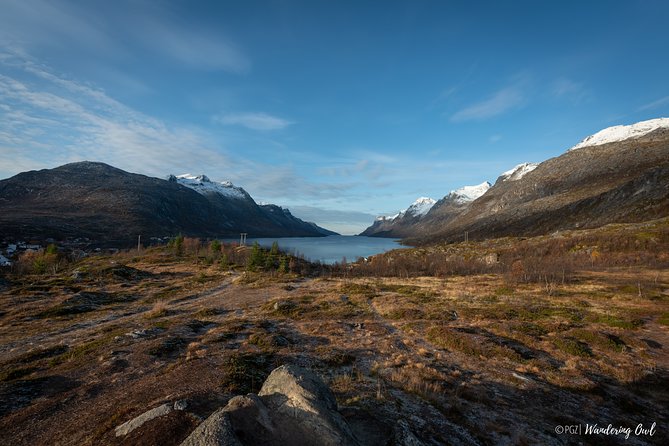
257 364 359 446
179 408 241 446
179 365 359 446
221 394 276 444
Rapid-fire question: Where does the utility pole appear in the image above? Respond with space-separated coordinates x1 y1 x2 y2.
464 231 468 243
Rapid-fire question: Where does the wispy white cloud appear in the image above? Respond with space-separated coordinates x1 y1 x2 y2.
214 112 294 130
0 0 126 58
0 72 228 178
0 50 356 207
138 21 250 73
551 78 591 104
318 159 371 177
0 0 250 74
0 50 229 179
451 86 525 122
638 95 669 111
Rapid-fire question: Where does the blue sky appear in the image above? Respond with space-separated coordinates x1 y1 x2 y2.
1 0 668 234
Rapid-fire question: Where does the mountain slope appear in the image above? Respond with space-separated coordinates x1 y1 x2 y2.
0 162 336 245
173 174 337 237
360 197 436 237
410 119 669 244
409 181 491 236
360 182 490 238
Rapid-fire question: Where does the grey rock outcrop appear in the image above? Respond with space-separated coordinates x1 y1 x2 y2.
179 408 242 446
258 365 359 446
179 364 360 446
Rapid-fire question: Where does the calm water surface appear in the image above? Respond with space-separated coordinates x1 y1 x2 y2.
240 235 407 265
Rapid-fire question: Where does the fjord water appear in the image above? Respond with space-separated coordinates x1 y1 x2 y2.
242 235 406 264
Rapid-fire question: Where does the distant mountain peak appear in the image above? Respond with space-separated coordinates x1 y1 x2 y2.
448 181 491 203
569 117 669 151
498 162 538 183
375 196 436 222
175 173 247 200
375 214 399 222
406 197 437 216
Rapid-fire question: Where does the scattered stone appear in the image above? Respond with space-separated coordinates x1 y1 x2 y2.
272 300 296 313
174 400 189 411
127 329 151 339
115 403 173 437
511 372 532 383
340 294 349 303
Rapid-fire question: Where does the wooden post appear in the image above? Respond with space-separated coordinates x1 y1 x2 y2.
137 235 141 252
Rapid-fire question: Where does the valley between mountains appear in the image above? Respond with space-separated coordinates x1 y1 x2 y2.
0 118 668 445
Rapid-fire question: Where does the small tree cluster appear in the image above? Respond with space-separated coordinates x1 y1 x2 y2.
167 234 185 256
13 244 66 276
246 241 292 274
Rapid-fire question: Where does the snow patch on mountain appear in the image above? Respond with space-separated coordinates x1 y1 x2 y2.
375 213 400 222
449 181 491 204
499 163 538 182
174 174 247 200
406 197 437 216
569 118 669 151
375 197 436 222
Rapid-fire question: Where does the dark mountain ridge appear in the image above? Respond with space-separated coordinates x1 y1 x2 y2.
0 162 336 246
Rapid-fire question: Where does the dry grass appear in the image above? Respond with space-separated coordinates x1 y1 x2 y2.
1 228 668 446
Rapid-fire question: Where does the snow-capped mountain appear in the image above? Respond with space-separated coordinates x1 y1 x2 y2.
172 174 248 200
497 163 538 183
362 196 437 236
170 173 336 236
569 117 669 151
360 182 491 237
406 197 437 216
373 197 436 223
363 117 669 242
407 118 669 244
0 162 337 244
448 182 492 203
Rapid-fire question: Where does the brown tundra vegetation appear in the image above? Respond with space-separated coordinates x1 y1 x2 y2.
1 219 668 445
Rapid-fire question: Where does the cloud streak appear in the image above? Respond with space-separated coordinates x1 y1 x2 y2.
638 95 669 111
0 50 359 208
451 86 524 122
0 0 250 74
139 20 251 73
214 112 294 130
551 78 591 104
